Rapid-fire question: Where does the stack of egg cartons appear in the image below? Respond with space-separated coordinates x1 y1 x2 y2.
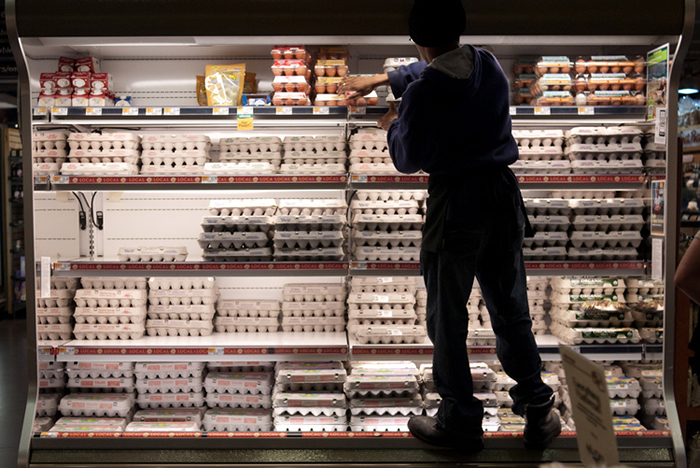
466 281 494 346
132 406 204 428
65 361 135 396
621 361 666 430
39 361 66 425
37 277 78 341
528 277 550 336
201 199 277 262
204 362 274 421
62 132 141 176
117 247 188 262
56 390 133 425
280 135 347 174
133 361 206 424
207 136 281 175
348 129 396 174
511 130 569 175
347 362 422 432
549 277 639 346
347 277 421 342
524 197 569 262
644 140 666 174
48 416 128 434
273 361 347 432
215 298 281 334
626 279 664 345
33 130 69 176
281 283 346 333
420 364 439 418
140 134 211 175
145 277 217 338
351 190 424 262
565 126 644 175
270 45 312 107
569 193 644 261
33 415 56 433
72 277 148 340
273 199 347 261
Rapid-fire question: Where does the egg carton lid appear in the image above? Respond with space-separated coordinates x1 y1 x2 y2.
278 199 347 209
205 372 273 383
204 408 272 424
34 149 69 158
39 361 66 371
218 299 280 310
352 361 420 373
353 214 423 223
205 391 272 407
274 247 344 258
201 248 272 258
567 247 639 257
273 231 344 241
349 149 390 158
639 376 663 389
344 374 418 390
221 135 283 144
349 394 423 408
134 362 205 372
37 323 74 333
527 215 570 224
274 214 346 224
67 376 135 387
572 199 645 209
572 214 644 223
136 391 204 403
285 150 346 158
148 304 216 313
571 160 643 169
124 421 200 432
33 417 55 432
61 393 135 404
640 327 663 342
276 368 348 383
35 130 71 139
523 246 568 256
215 316 279 326
283 284 346 295
69 132 141 142
142 134 211 143
67 362 135 372
524 198 571 208
275 361 344 372
350 277 416 287
347 309 417 321
75 289 147 299
383 57 419 67
118 246 187 256
645 160 666 168
273 392 346 408
49 425 124 433
36 307 74 316
349 200 419 210
510 160 571 169
55 417 128 429
347 293 415 305
201 215 274 225
38 289 77 299
203 162 277 173
145 319 213 330
551 277 625 289
61 162 140 175
134 377 203 391
283 135 345 143
74 306 147 316
281 315 345 325
526 232 569 242
133 408 205 423
278 164 346 174
351 128 388 140
518 147 564 155
148 288 218 298
566 142 643 153
513 129 565 138
209 199 277 210
570 230 642 240
69 148 140 158
352 231 422 240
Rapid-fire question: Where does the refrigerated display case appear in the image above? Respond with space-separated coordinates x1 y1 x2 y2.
8 0 694 466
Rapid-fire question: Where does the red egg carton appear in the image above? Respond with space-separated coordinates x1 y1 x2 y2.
76 56 101 73
314 77 342 95
272 60 311 80
38 89 57 107
89 89 114 107
58 56 75 72
91 73 113 91
72 88 90 107
271 92 311 106
271 45 309 61
40 73 56 89
314 60 348 78
71 72 91 88
573 56 645 75
272 76 310 93
53 72 73 88
317 46 349 61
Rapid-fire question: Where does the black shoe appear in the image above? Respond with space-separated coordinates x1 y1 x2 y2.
522 396 562 449
407 415 484 452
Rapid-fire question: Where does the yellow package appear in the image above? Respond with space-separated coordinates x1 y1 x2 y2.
205 64 246 106
243 72 257 94
196 75 207 106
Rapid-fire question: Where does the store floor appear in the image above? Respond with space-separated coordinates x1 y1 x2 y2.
0 318 27 468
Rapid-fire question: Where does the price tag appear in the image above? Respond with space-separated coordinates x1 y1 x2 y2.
52 175 69 184
377 310 394 318
313 107 330 115
387 329 403 336
145 107 162 116
578 107 595 115
33 107 47 116
34 176 48 185
376 277 393 284
534 107 551 115
53 262 71 272
85 107 102 116
58 347 75 356
509 106 517 115
208 348 224 355
237 107 254 131
201 176 218 184
349 106 366 115
121 107 139 116
40 257 51 298
351 262 367 270
373 295 390 303
276 107 293 115
212 107 229 115
164 107 180 116
51 107 68 116
351 175 368 183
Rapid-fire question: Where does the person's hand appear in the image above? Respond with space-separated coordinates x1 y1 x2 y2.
337 74 388 100
377 103 398 131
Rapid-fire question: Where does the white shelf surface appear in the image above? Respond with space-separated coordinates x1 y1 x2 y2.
349 335 434 361
37 340 67 362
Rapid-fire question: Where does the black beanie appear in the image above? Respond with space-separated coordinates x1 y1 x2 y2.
409 0 466 47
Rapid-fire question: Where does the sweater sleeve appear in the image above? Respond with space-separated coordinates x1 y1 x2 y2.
388 61 428 99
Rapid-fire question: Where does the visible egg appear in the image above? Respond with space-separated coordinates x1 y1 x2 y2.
284 67 295 76
611 65 621 73
285 82 296 92
574 75 587 92
575 59 587 74
297 97 309 106
549 66 559 73
285 98 296 106
273 97 283 106
515 93 524 104
536 64 547 75
272 50 282 60
611 83 622 91
634 58 645 74
622 81 633 91
524 65 534 74
561 65 571 73
326 67 337 77
338 98 347 106
513 64 523 75
314 66 325 77
272 82 284 92
327 83 338 94
337 66 348 77
356 97 366 106
283 50 293 59
297 82 308 93
315 83 325 94
599 65 609 73
622 64 633 74
296 65 307 75
634 76 645 91
588 64 598 73
326 100 336 106
271 66 283 76
295 49 305 60
367 96 378 106
587 82 597 92
635 94 646 105
599 83 610 91
575 92 587 106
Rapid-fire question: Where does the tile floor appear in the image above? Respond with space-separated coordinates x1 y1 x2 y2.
0 319 27 468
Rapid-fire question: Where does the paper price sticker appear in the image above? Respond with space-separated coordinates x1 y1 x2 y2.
509 106 517 115
349 106 366 115
377 310 394 318
578 107 595 115
85 107 102 116
373 295 390 303
534 107 551 115
276 107 293 115
201 176 218 184
212 107 229 115
313 107 330 115
164 107 180 116
51 107 68 116
33 107 47 116
376 278 393 284
121 107 139 116
146 108 163 116
387 329 403 335
208 348 224 355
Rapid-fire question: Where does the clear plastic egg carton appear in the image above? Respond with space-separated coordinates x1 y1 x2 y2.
125 421 201 432
147 304 216 321
527 215 570 232
522 246 567 261
606 377 641 398
68 132 141 150
215 316 280 333
344 374 419 398
117 246 188 262
348 149 392 166
203 162 278 175
509 160 571 174
134 362 205 380
148 277 217 291
140 134 210 151
218 299 281 318
74 289 147 308
626 279 664 296
567 247 639 260
281 301 344 318
571 214 645 232
37 307 74 324
279 163 346 174
550 308 634 328
145 319 213 337
273 393 347 416
37 393 61 417
281 316 345 333
132 408 205 423
631 304 663 328
272 231 344 249
349 415 411 432
282 284 346 303
349 394 423 416
551 277 626 295
565 127 643 146
524 199 571 216
37 288 77 308
569 198 645 215
206 391 272 409
59 394 135 417
284 150 347 166
34 130 70 150
33 417 56 432
639 377 663 398
68 148 140 164
274 246 345 261
282 135 346 153
202 248 273 262
352 230 422 248
61 162 140 176
33 162 61 175
148 288 218 306
610 397 641 416
349 129 388 151
640 328 663 344
81 277 148 290
569 231 643 248
135 376 204 394
37 323 73 340
349 277 417 294
203 408 273 432
33 148 67 164
136 391 205 409
273 415 349 432
73 307 147 325
67 377 136 393
205 372 274 395
66 362 135 379
550 323 641 344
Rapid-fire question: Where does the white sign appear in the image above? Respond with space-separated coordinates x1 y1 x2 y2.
655 108 667 144
40 257 51 298
652 238 664 281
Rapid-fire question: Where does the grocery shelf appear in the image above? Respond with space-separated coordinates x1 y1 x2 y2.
349 174 429 189
524 260 646 277
517 174 648 190
56 332 349 362
645 344 664 361
535 334 644 361
350 261 421 275
37 340 65 362
349 336 434 360
509 105 647 118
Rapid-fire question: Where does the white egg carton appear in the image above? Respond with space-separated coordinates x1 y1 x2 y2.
353 324 427 345
132 408 205 423
550 323 641 344
352 214 424 231
34 130 70 147
571 160 644 174
509 160 571 174
640 328 663 344
37 323 73 340
353 246 420 261
349 395 423 416
348 312 417 331
39 377 66 390
148 277 216 291
217 300 281 318
524 199 571 216
201 216 274 233
220 136 282 153
37 307 74 324
550 308 634 327
273 406 346 417
205 391 272 409
348 149 391 165
347 292 414 306
344 374 419 398
274 246 345 261
147 304 216 321
551 277 626 295
565 127 643 145
48 277 78 290
272 231 344 249
40 364 65 380
67 148 140 164
467 328 497 347
631 302 662 326
279 163 347 174
569 198 645 215
135 377 204 394
67 377 135 392
81 277 148 290
282 135 346 153
517 147 565 161
567 247 639 260
33 162 61 175
140 134 210 151
523 231 568 247
218 151 281 163
148 289 218 306
136 391 204 409
570 231 642 248
645 160 666 173
555 190 617 200
522 246 568 261
276 367 347 384
117 246 188 262
125 421 201 432
73 307 146 325
37 289 77 308
566 142 643 161
140 164 208 176
204 372 274 394
550 294 625 311
273 391 346 410
284 150 346 164
210 362 275 372
61 162 140 176
134 362 205 380
626 279 664 295
202 248 273 261
33 148 68 163
351 361 420 377
74 289 147 308
349 130 388 151
352 231 422 248
214 316 279 333
571 214 645 231
350 199 420 216
606 377 641 398
68 132 141 150
639 377 663 398
33 417 56 432
640 397 666 416
277 199 346 213
37 394 61 417
349 277 417 294
209 199 277 216
274 215 346 231
283 284 346 302
203 162 278 174
349 415 410 432
274 419 348 432
281 302 344 318
356 191 425 202
513 130 565 147
610 397 641 416
145 319 213 337
527 215 570 231
349 162 400 174
280 316 345 333
49 424 124 433
66 362 134 379
202 408 273 432
59 394 135 417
